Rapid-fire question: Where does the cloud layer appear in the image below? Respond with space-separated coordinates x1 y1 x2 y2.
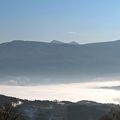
1 80 120 104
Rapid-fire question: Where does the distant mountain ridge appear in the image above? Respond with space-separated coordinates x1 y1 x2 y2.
0 40 120 84
68 41 79 45
50 40 65 44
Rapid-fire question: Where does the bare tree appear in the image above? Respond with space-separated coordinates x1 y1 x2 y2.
0 103 25 120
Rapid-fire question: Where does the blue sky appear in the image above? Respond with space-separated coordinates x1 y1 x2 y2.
0 0 120 43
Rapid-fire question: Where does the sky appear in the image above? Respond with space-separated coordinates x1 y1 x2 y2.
0 0 120 44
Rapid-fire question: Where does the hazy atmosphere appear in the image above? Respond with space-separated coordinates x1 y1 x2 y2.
1 80 120 104
1 0 120 103
1 1 120 120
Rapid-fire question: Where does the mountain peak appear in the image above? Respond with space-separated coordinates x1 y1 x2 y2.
69 41 79 45
50 40 64 44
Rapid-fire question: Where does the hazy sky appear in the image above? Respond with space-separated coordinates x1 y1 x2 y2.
1 0 120 43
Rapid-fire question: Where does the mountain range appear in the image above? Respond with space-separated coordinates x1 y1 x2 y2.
0 40 120 84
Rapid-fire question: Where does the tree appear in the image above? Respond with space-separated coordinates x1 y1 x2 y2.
0 103 25 120
100 107 120 120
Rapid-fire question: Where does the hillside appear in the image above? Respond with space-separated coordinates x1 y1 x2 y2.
0 94 118 120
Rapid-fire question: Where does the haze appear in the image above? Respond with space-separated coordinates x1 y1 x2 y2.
1 0 120 105
1 80 120 104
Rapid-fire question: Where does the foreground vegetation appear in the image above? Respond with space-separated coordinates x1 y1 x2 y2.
100 107 120 120
0 94 120 120
0 103 25 120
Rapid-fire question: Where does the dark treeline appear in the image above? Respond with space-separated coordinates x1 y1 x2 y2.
0 94 120 120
